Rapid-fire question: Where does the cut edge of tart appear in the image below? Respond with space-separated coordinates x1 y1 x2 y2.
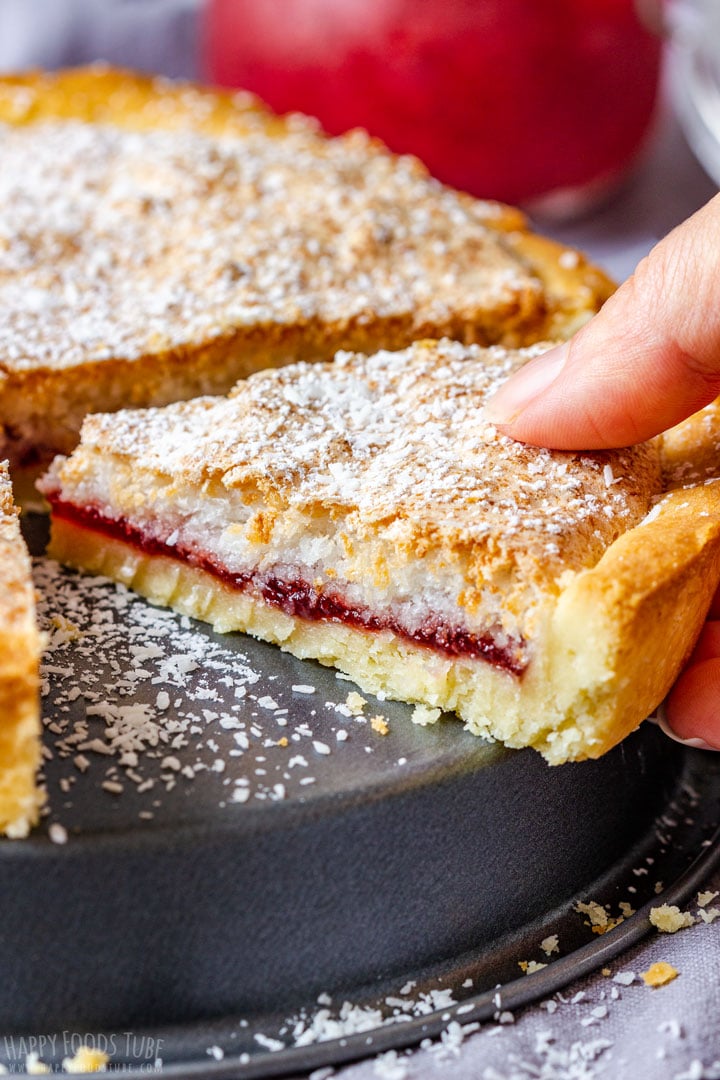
39 340 720 764
0 463 43 836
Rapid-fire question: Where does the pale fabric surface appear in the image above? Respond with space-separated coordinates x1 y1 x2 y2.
334 873 720 1080
0 4 718 1077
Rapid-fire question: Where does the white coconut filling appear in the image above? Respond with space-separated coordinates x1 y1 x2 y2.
43 460 541 657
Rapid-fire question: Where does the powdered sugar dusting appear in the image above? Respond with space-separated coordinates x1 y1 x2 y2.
62 340 661 598
0 118 539 379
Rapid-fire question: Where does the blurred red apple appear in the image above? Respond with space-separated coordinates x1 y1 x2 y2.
205 0 661 210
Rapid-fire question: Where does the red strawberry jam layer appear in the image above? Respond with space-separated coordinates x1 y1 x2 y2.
49 498 527 675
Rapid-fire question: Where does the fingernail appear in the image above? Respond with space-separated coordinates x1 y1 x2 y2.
485 343 568 425
652 704 720 751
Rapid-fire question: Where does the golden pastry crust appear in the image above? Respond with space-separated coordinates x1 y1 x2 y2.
42 340 720 764
0 464 43 835
0 66 613 486
660 399 720 488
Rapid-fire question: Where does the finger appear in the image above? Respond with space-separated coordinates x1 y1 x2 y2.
709 584 720 620
686 621 720 665
485 193 720 449
665 658 720 749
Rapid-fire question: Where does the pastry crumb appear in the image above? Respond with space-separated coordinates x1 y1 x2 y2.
411 705 441 727
697 890 719 908
540 934 559 956
601 968 612 977
575 900 609 927
641 961 678 988
25 1053 50 1075
345 692 367 716
593 918 622 935
62 1046 109 1073
575 900 622 934
370 716 389 735
649 904 695 933
50 614 83 641
518 960 547 975
697 906 720 924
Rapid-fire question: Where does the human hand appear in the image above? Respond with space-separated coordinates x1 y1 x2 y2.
486 193 720 749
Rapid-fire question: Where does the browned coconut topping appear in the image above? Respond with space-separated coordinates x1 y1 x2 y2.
41 340 661 663
0 119 542 376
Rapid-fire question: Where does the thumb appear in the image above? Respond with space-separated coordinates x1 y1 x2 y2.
485 193 720 449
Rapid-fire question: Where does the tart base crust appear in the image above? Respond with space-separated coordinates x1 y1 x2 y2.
0 476 43 836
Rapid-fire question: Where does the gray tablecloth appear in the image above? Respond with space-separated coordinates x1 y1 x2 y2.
333 895 720 1079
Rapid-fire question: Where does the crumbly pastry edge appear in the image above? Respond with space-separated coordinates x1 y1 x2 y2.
0 469 44 836
46 480 720 765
